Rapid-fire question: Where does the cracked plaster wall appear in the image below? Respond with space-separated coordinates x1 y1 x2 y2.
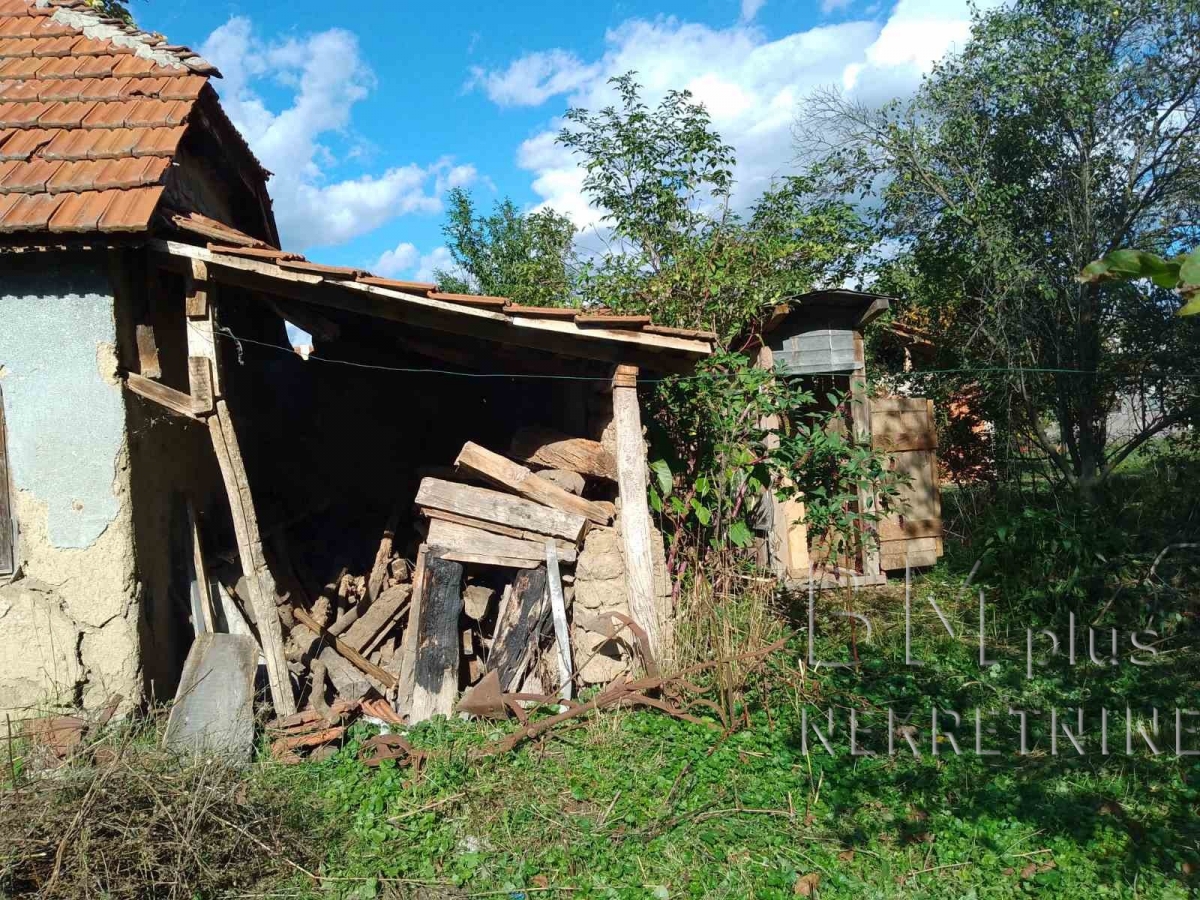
0 256 140 715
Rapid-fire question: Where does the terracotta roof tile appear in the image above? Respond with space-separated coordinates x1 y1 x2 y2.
99 184 161 231
0 99 50 126
207 243 301 261
0 156 60 192
131 125 184 157
575 314 651 329
167 209 271 248
0 126 55 159
276 259 364 279
48 186 114 231
0 0 217 236
357 275 437 293
503 305 581 319
0 191 63 232
428 290 509 309
36 99 95 127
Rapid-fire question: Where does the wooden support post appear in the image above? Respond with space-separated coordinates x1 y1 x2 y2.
850 335 881 578
185 259 222 401
394 545 428 711
208 401 295 714
611 365 667 661
407 551 464 723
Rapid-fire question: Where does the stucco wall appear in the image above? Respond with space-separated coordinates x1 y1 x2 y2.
0 254 140 715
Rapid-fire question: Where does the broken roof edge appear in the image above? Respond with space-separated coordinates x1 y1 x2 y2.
768 288 893 333
149 238 713 372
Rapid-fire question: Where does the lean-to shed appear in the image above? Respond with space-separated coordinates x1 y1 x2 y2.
0 0 712 717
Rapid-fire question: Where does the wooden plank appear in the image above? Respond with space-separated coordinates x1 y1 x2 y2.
421 507 578 554
612 365 666 660
188 357 214 415
454 442 612 526
340 585 411 654
394 545 428 711
509 426 617 480
416 477 587 542
878 517 943 542
186 499 215 634
0 387 13 576
545 540 573 701
135 323 161 378
426 517 577 564
441 551 540 569
184 261 222 399
407 552 464 723
208 400 295 715
293 605 398 690
185 259 208 317
125 372 200 420
487 565 549 690
366 508 400 603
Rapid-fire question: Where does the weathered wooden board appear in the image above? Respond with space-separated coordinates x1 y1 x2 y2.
340 584 411 653
509 426 617 480
126 372 201 420
408 552 464 723
416 477 586 542
545 541 573 700
426 517 578 564
487 565 549 691
136 323 161 378
455 442 612 526
872 395 943 573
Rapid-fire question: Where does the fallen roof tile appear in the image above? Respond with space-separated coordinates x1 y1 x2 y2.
357 274 437 293
48 187 116 232
166 209 270 248
207 243 302 261
99 185 162 231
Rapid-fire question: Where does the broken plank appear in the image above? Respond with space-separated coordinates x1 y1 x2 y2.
293 605 397 690
407 551 464 724
487 565 550 691
136 323 161 378
509 426 617 480
125 372 202 419
416 477 587 542
455 442 611 526
186 499 215 635
426 518 577 564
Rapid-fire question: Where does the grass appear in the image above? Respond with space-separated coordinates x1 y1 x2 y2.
248 574 1200 900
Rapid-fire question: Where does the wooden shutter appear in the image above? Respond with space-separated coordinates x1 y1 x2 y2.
0 386 12 575
870 397 943 571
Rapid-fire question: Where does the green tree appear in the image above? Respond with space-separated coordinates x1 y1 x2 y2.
561 74 871 340
435 188 577 307
804 0 1200 495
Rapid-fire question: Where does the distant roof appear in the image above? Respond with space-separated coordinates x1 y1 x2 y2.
764 289 892 334
0 0 221 234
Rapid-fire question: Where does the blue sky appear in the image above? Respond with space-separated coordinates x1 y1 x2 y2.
136 0 983 283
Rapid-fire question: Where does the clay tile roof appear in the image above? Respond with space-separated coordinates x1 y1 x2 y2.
428 290 510 309
356 275 437 294
167 208 271 248
502 305 581 319
0 0 221 234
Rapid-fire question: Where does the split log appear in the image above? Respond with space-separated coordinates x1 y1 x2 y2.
455 442 612 526
340 584 411 653
510 426 617 480
427 518 577 564
487 566 550 690
366 508 401 603
394 546 428 709
416 477 586 542
407 552 465 723
293 605 397 690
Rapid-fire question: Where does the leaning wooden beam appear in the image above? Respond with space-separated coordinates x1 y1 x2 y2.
293 605 397 690
208 399 296 715
455 442 612 526
545 540 573 701
612 365 667 661
416 477 587 542
407 551 464 724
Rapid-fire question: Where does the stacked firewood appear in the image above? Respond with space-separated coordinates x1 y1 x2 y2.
271 427 622 753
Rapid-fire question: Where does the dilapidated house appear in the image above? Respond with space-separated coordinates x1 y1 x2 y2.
0 0 713 719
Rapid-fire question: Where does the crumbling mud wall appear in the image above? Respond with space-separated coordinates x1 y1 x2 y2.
0 255 140 715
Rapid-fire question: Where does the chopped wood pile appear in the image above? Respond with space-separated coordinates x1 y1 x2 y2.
250 427 644 756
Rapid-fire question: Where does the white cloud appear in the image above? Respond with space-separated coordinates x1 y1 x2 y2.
371 243 455 284
201 18 476 251
471 3 989 229
741 0 767 22
467 49 599 107
820 0 854 14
